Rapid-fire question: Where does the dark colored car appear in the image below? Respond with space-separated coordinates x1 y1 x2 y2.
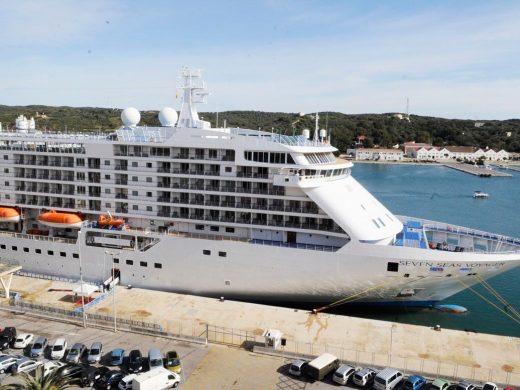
0 327 17 350
80 365 110 387
55 364 85 382
96 370 124 389
128 349 143 373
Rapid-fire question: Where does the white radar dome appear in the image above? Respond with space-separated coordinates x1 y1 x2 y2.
158 107 178 127
121 107 141 127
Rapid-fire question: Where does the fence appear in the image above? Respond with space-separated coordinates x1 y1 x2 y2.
0 299 518 385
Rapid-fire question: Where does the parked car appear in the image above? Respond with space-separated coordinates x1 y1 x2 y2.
333 364 359 385
403 375 427 390
128 349 143 373
30 336 48 357
13 333 34 349
482 383 498 390
0 355 19 374
97 370 124 389
118 373 138 390
43 360 66 377
55 364 85 381
87 341 103 364
111 348 125 366
431 378 451 390
80 365 110 387
11 357 43 374
0 327 17 350
66 343 87 364
164 350 182 374
50 338 68 360
148 347 163 370
288 359 308 376
456 380 476 390
305 353 340 381
373 368 404 390
353 367 377 387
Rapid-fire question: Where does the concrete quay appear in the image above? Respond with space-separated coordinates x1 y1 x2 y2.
442 162 512 177
5 275 520 385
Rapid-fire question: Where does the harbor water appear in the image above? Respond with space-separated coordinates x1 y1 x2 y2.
346 163 520 337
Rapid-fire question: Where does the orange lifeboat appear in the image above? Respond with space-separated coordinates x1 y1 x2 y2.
0 207 20 223
38 210 83 229
97 214 125 227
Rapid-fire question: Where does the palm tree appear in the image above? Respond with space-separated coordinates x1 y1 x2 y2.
1 365 80 390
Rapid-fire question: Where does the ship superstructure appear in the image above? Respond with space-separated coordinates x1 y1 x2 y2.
0 68 519 306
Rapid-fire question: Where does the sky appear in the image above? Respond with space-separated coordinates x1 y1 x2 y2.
1 0 519 119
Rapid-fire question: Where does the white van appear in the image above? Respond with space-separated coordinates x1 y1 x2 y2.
305 353 340 381
118 373 137 390
373 368 404 390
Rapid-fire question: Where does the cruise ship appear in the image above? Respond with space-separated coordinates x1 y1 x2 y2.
0 68 519 307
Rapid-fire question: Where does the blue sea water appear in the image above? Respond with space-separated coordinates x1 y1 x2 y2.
350 163 520 337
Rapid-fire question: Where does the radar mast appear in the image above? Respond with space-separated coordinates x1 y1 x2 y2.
177 67 210 129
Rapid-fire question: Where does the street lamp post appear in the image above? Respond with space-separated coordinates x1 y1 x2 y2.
78 230 86 328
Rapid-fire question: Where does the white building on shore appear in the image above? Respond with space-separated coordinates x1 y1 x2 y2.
354 148 404 161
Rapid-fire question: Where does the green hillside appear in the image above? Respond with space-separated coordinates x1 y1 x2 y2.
1 105 519 153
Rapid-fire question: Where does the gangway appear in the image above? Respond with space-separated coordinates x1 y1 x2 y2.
0 263 22 299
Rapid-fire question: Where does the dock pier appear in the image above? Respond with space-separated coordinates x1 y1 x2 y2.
442 162 512 177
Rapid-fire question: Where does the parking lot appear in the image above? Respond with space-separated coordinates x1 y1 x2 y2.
0 311 333 389
0 311 514 389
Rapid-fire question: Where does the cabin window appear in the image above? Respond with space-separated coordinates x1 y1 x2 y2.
73 253 79 259
140 261 147 267
195 225 204 230
154 263 162 269
225 167 232 173
35 248 41 254
60 252 66 257
219 251 227 257
3 168 8 173
126 259 133 265
146 206 152 212
5 181 9 186
146 177 152 183
203 250 211 255
225 227 235 233
47 250 54 255
113 258 119 263
23 247 29 253
210 226 219 232
11 246 17 251
132 162 138 167
133 205 138 211
104 160 110 166
3 155 7 160
132 191 138 196
104 174 110 180
0 244 5 249
387 262 399 272
132 176 138 181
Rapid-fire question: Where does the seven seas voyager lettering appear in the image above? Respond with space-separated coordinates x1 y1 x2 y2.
398 260 506 268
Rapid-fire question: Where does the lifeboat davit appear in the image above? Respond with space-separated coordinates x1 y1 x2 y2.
38 211 83 229
98 214 125 227
0 207 20 223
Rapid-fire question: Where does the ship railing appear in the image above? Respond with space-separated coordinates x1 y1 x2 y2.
248 239 341 252
0 231 77 244
398 215 520 253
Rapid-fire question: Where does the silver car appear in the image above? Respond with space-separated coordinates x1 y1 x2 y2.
0 355 19 374
87 341 103 364
30 336 48 358
66 343 86 364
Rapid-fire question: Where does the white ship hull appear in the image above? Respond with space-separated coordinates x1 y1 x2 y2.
2 225 518 307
